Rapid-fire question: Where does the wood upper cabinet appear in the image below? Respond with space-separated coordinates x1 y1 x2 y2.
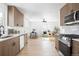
71 3 79 11
0 37 20 56
60 4 72 26
14 7 24 26
8 6 24 27
60 3 79 26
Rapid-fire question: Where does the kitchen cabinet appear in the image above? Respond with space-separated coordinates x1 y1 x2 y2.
0 43 2 56
60 3 79 26
55 35 59 51
0 47 2 56
71 3 79 11
9 37 20 56
0 37 20 56
0 40 10 56
55 38 59 51
72 40 79 56
24 33 28 45
0 41 9 56
60 4 72 26
8 6 24 27
0 40 11 56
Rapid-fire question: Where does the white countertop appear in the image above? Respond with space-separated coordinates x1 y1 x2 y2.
72 39 79 42
0 33 27 42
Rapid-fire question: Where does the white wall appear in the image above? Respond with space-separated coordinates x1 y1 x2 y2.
60 26 79 35
28 10 60 37
30 21 59 37
23 4 62 37
0 3 8 35
24 14 31 36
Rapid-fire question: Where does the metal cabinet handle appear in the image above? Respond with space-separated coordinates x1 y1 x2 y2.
12 42 15 46
71 9 73 12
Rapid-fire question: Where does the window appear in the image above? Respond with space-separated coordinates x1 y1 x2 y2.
0 4 5 26
0 12 3 26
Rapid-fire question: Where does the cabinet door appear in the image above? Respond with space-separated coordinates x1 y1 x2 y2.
8 6 24 27
14 7 23 27
0 43 2 56
24 34 28 45
55 37 59 51
1 40 10 56
14 37 20 55
72 40 79 56
9 37 20 56
9 39 16 56
0 37 20 56
71 3 79 11
14 7 19 26
8 6 14 26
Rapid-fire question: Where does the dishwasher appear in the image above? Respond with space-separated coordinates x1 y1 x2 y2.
20 35 24 50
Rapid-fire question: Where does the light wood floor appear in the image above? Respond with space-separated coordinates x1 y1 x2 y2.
17 37 59 56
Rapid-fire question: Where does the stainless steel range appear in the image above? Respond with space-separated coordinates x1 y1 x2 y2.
59 34 72 56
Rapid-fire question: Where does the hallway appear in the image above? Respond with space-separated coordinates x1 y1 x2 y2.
18 37 59 56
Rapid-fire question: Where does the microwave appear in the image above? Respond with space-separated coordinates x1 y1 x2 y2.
64 10 79 24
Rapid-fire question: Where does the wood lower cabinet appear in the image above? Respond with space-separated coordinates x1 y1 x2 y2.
55 36 59 51
9 37 20 56
0 43 3 56
72 40 79 56
0 37 20 56
24 34 28 45
1 40 10 56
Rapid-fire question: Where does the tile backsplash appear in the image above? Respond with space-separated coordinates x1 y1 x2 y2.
7 26 25 35
60 26 79 35
8 29 19 34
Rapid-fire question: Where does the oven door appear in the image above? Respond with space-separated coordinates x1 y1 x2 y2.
59 41 71 56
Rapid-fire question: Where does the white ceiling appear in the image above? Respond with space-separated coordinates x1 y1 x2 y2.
7 3 65 22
